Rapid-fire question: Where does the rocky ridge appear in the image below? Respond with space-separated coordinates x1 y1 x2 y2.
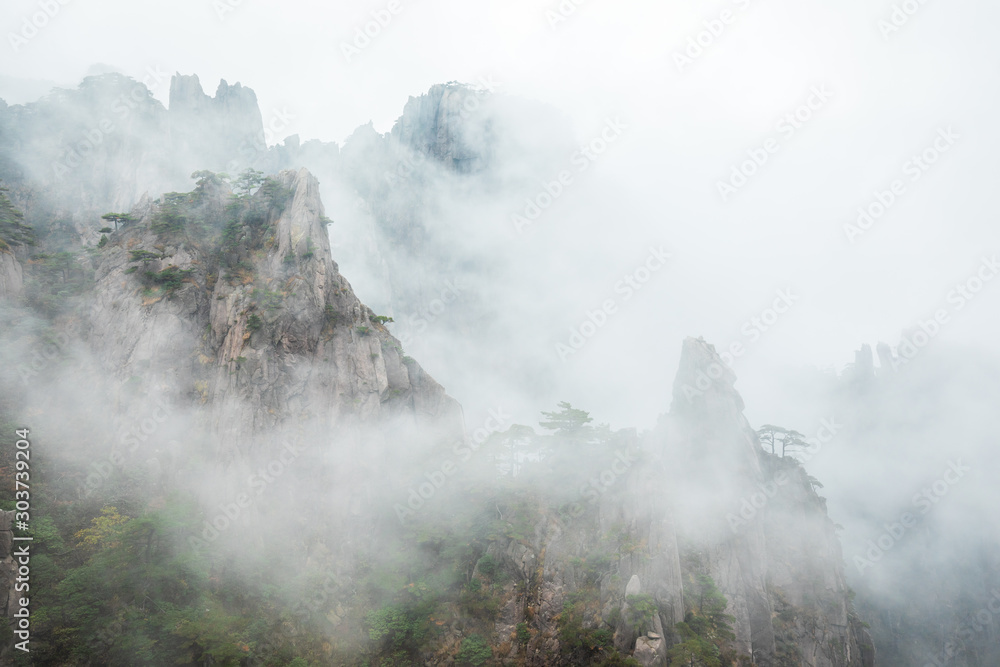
81 167 464 522
408 338 876 666
0 74 880 665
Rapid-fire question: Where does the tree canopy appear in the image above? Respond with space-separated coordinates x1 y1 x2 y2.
539 401 594 436
757 424 809 458
233 168 265 198
100 212 135 230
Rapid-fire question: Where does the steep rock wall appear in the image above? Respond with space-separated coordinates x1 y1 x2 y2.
0 251 22 301
83 168 464 521
458 338 875 666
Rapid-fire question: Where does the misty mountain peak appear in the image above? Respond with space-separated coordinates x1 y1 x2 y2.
391 82 493 172
671 336 744 414
168 72 261 124
270 167 334 274
168 72 265 177
168 72 209 112
662 337 763 501
73 164 462 467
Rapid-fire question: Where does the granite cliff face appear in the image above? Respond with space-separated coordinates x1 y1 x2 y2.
0 188 28 301
660 338 874 666
168 74 266 177
81 167 464 522
89 165 461 460
663 339 775 662
0 250 22 301
390 83 494 173
0 72 267 246
0 75 884 664
397 338 875 666
0 75 562 343
0 160 472 662
0 73 167 226
265 81 576 334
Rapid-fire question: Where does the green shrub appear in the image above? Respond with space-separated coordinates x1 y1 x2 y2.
459 577 499 617
129 249 162 263
667 574 736 667
258 176 294 209
558 589 614 663
572 552 613 586
667 632 722 667
233 168 265 198
100 212 134 230
302 238 316 260
516 622 530 646
596 653 642 666
590 628 613 649
324 305 344 326
0 187 35 248
366 603 430 655
141 266 193 295
246 314 263 332
456 634 492 666
24 251 92 315
607 605 621 628
150 195 188 236
624 594 657 634
220 216 245 255
251 287 284 311
476 554 498 579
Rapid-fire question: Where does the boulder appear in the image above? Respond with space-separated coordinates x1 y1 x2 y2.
633 635 666 667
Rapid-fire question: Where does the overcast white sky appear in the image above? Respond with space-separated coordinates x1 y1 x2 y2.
3 0 999 428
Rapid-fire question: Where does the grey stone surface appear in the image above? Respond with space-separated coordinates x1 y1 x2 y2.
0 251 22 301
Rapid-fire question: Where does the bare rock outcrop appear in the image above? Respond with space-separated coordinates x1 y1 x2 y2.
633 634 667 667
168 74 266 174
0 72 271 245
391 83 492 173
454 337 872 666
84 168 464 530
0 251 23 301
656 337 874 666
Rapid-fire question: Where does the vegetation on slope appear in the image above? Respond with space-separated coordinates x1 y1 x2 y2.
0 184 34 251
